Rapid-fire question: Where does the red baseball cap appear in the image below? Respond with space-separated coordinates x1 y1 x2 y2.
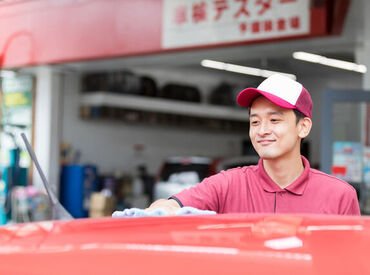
237 74 312 118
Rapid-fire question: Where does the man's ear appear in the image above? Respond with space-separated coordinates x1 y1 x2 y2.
298 117 312 139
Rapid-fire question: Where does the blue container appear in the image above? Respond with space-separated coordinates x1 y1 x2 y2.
0 178 7 225
0 165 28 224
60 165 98 218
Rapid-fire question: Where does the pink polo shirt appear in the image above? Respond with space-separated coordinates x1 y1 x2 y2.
172 156 360 215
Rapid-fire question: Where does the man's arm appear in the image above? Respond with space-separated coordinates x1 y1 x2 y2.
145 198 181 215
144 171 229 215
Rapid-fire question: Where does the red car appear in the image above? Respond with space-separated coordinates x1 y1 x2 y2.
0 213 369 274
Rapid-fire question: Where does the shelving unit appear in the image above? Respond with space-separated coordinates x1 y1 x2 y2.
79 92 250 132
80 92 249 122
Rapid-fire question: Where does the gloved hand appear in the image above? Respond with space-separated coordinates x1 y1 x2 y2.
112 208 169 218
112 206 216 218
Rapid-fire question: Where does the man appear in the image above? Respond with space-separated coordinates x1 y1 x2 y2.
147 74 360 215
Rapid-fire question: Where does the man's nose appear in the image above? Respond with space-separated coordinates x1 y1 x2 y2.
258 120 271 135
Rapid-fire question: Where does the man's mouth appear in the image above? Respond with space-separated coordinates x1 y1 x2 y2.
257 139 276 145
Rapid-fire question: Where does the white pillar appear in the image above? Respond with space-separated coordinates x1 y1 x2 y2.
354 0 370 212
355 0 370 143
32 66 63 195
355 0 370 90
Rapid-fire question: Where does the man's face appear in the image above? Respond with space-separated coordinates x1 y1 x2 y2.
249 97 302 161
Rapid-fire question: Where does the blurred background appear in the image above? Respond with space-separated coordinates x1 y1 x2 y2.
0 0 369 223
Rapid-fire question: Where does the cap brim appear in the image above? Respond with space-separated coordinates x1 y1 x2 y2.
237 88 296 109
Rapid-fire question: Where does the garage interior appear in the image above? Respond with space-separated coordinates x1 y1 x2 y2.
0 0 369 222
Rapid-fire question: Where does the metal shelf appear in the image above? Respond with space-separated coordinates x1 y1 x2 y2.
80 92 249 122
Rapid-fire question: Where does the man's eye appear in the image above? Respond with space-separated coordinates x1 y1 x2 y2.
271 119 280 123
251 121 259 125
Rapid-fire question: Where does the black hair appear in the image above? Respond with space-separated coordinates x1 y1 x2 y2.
293 109 306 124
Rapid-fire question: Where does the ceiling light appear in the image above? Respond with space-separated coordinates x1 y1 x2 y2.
201 59 297 80
292 52 367 73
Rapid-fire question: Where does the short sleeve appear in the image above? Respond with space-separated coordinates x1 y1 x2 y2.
171 172 229 213
341 188 361 215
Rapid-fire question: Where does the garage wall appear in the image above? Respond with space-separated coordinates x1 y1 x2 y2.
61 65 363 176
61 72 250 175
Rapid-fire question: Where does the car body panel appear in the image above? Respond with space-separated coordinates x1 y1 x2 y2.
0 214 369 274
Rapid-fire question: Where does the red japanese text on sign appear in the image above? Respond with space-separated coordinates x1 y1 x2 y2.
256 0 272 15
234 0 250 18
193 2 208 23
163 0 310 49
214 0 229 21
174 5 187 25
280 0 296 3
277 18 286 31
239 22 247 33
252 21 260 33
236 16 302 35
264 20 273 31
290 16 300 29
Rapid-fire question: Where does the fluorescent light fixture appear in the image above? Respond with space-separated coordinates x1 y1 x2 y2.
0 70 16 77
201 59 297 80
293 51 367 73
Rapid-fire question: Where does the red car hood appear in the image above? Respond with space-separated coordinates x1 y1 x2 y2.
0 213 369 275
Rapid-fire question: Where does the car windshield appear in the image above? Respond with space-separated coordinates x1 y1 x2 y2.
160 163 211 183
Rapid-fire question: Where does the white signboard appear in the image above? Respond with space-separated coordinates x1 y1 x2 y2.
162 0 310 48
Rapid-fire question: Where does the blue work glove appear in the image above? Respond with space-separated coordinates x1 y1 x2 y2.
112 208 169 218
112 206 216 218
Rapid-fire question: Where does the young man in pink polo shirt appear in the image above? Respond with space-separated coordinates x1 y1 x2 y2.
147 74 360 215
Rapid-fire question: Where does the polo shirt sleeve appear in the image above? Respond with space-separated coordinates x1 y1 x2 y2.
340 188 361 215
171 172 229 213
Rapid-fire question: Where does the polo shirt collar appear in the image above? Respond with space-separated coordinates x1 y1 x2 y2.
258 156 310 195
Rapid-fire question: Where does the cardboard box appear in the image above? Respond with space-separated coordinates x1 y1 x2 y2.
89 209 113 218
89 192 116 217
